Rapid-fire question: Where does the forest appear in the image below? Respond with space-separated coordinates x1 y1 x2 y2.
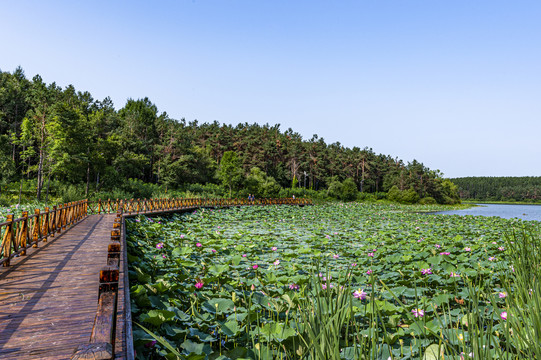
0 67 460 205
450 176 541 203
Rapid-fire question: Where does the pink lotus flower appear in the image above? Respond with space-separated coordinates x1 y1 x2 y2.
500 311 507 320
421 268 432 275
196 243 202 247
180 234 185 239
273 260 280 266
252 264 259 270
211 249 217 253
498 246 505 251
499 292 507 298
162 254 166 259
368 252 375 257
351 263 357 267
366 269 373 275
195 281 204 289
412 308 425 318
145 340 157 348
464 247 471 252
242 254 247 257
353 289 367 300
440 252 451 255
272 247 277 251
450 272 460 278
435 244 441 248
289 283 299 290
488 256 495 261
333 254 340 259
156 242 164 249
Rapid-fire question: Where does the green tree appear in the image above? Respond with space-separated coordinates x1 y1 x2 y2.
245 167 281 198
117 98 159 182
18 75 62 200
218 151 243 197
327 177 343 199
341 178 358 201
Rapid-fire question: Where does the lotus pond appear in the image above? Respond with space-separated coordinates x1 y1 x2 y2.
126 203 540 359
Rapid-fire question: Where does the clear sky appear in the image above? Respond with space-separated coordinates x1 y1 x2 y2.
1 0 540 178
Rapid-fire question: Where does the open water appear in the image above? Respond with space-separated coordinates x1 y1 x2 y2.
434 203 541 221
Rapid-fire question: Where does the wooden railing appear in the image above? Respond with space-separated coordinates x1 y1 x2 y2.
87 197 312 215
0 200 88 267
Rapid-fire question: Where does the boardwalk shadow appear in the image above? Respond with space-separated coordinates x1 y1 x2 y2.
0 216 104 354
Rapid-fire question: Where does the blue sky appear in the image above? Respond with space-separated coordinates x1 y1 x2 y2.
2 1 540 178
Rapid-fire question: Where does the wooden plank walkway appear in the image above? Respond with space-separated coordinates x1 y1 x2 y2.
0 214 118 360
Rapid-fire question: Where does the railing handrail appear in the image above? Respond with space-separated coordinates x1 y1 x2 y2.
87 197 312 215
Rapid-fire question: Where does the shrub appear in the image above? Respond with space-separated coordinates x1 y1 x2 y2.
326 178 343 199
244 167 282 198
387 185 402 202
419 196 437 205
340 178 358 201
400 187 420 204
357 192 376 202
374 191 387 200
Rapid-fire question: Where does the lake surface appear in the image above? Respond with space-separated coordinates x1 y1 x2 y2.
434 204 541 221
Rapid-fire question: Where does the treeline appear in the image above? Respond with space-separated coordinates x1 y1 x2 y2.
451 177 541 203
0 67 460 204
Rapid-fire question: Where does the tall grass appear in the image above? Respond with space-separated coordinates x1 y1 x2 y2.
424 224 541 360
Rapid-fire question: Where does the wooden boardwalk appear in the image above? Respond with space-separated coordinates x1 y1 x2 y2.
0 214 120 360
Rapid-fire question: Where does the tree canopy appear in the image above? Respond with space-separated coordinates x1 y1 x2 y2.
0 67 461 203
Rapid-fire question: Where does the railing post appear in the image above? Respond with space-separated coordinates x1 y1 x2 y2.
42 207 50 241
33 209 41 247
50 206 57 237
19 211 29 256
2 215 14 266
66 202 72 228
57 204 64 233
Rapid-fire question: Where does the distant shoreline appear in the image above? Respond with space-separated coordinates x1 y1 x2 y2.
462 200 541 205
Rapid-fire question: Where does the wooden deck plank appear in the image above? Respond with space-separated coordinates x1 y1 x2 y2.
0 214 117 360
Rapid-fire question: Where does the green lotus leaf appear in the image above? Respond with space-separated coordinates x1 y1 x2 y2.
203 298 235 314
140 309 176 326
423 344 444 360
